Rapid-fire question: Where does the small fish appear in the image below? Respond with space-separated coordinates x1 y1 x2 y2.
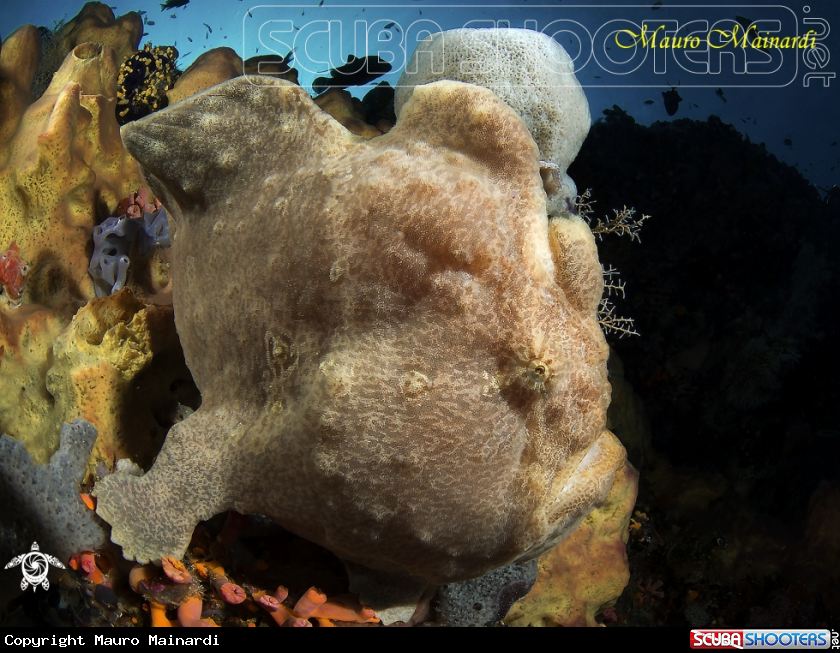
203 22 212 33
662 85 682 116
784 138 793 148
143 32 148 36
138 10 147 15
187 36 193 42
693 103 699 108
715 87 727 102
652 0 663 8
644 99 654 105
385 22 394 28
146 20 156 25
735 15 753 30
247 10 252 17
160 0 189 11
170 14 176 18
831 141 837 146
740 118 746 123
735 15 769 52
318 0 324 5
753 118 756 125
244 49 295 75
0 241 30 309
594 75 601 79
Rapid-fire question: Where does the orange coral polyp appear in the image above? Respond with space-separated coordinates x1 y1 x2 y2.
150 601 176 627
309 594 380 624
292 586 327 618
177 596 219 627
219 582 246 604
284 618 313 627
79 552 104 585
194 560 225 580
129 563 159 593
257 594 296 626
254 585 378 626
161 556 191 584
176 596 201 626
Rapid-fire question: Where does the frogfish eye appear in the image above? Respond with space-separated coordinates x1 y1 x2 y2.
526 359 551 384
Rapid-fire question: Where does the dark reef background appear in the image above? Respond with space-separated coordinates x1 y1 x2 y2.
570 106 840 626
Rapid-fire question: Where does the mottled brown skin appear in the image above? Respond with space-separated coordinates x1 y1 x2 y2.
95 77 626 582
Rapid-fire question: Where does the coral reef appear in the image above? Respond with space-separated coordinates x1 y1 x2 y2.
435 559 538 627
44 289 193 467
0 34 142 460
136 205 171 255
88 215 140 296
0 2 194 473
113 188 173 304
313 88 383 139
31 3 143 100
253 584 379 626
0 420 109 607
0 241 30 308
395 28 590 217
94 74 625 607
0 38 141 307
116 43 179 126
52 2 143 68
88 191 172 299
165 47 240 105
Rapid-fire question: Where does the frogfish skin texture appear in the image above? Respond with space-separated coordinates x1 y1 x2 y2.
94 77 627 583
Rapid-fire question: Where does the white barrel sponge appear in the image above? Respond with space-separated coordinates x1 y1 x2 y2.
395 28 590 216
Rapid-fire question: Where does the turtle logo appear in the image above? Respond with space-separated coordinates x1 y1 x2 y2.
4 542 65 591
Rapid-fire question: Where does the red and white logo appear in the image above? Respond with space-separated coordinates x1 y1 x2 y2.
691 631 744 649
691 630 832 649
